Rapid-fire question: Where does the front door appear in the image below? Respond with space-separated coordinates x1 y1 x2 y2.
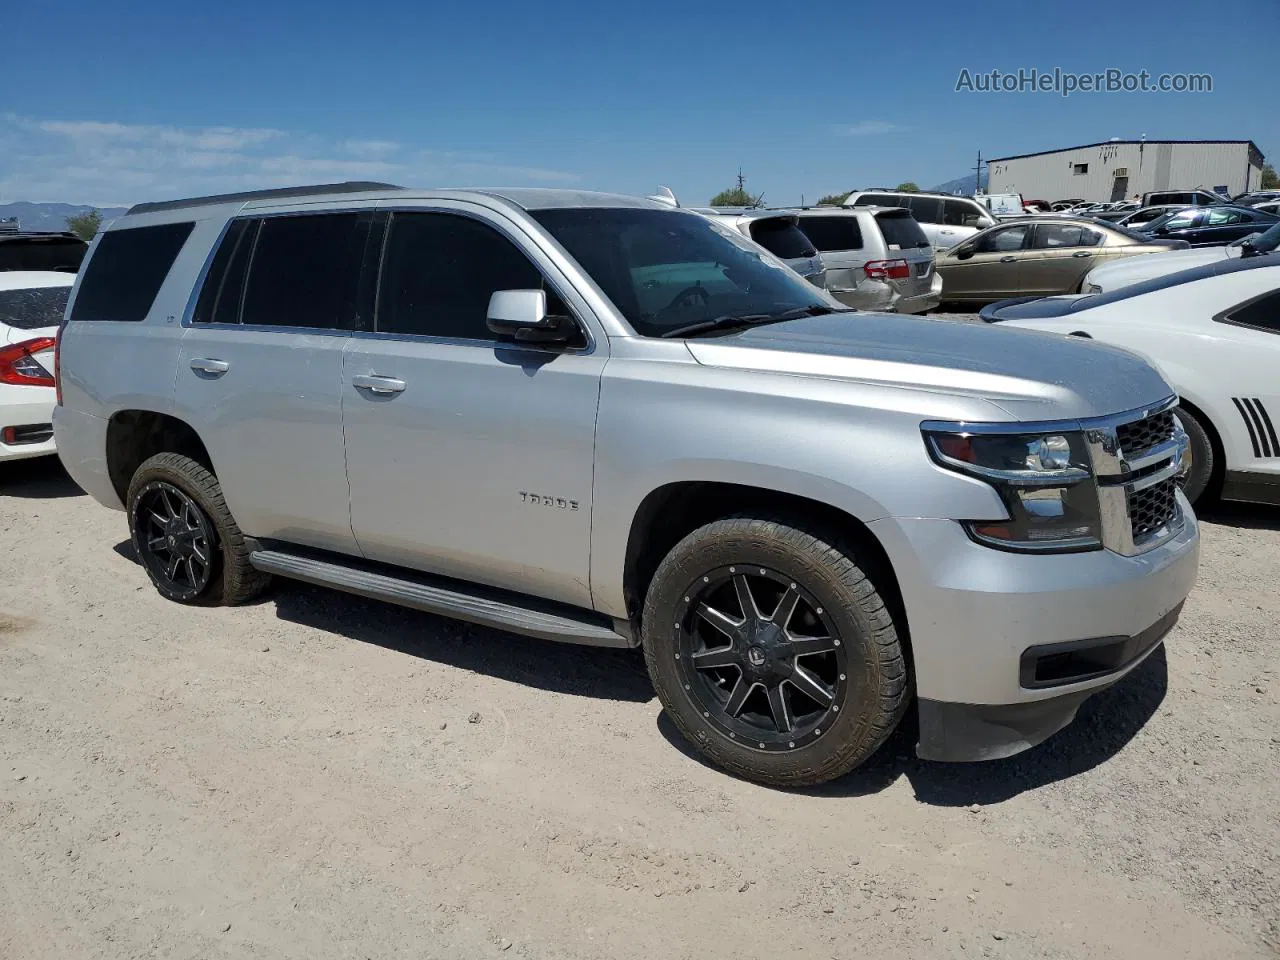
173 209 376 554
342 207 605 608
938 223 1030 302
1019 222 1105 297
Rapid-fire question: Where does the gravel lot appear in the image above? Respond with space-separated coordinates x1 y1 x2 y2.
2 457 1277 959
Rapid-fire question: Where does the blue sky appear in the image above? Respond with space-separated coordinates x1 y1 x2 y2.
1 0 1273 207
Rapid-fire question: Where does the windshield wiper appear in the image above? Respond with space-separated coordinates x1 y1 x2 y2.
659 305 856 339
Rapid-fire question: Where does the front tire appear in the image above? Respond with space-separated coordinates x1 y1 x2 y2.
642 516 908 787
126 452 271 606
1173 406 1215 504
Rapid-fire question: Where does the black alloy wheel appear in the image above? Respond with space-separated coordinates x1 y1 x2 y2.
675 564 847 751
132 480 216 601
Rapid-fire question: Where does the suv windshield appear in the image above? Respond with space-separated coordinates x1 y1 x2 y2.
532 207 836 338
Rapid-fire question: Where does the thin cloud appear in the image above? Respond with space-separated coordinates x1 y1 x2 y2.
832 120 905 137
0 115 579 205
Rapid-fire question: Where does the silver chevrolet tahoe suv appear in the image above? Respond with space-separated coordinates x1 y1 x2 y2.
54 181 1200 786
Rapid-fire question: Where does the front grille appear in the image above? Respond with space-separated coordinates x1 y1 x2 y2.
1116 410 1175 458
1128 476 1179 541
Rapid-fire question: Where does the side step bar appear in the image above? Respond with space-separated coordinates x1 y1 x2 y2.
248 549 634 649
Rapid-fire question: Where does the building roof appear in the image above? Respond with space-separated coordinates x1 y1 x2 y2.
989 140 1263 163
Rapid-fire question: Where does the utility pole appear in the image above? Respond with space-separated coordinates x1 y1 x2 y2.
974 149 984 195
736 168 746 194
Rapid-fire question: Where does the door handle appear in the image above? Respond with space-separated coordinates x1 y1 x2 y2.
352 374 406 395
1000 256 1018 263
1071 251 1092 258
190 358 229 375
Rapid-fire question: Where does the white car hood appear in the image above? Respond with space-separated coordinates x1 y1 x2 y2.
1089 246 1235 291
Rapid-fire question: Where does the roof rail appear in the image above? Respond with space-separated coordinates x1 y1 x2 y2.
126 181 402 215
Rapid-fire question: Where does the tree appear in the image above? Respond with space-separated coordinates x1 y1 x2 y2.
816 191 851 206
710 169 764 208
895 182 920 193
66 209 102 240
1262 164 1279 190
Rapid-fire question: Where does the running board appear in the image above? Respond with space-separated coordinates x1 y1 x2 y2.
248 549 634 648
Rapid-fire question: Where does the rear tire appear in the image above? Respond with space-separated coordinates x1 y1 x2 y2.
642 515 908 787
126 452 271 606
1173 406 1215 505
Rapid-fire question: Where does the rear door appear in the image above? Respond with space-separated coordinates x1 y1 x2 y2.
173 208 375 554
793 215 865 296
937 223 1030 302
873 210 934 297
1020 222 1106 296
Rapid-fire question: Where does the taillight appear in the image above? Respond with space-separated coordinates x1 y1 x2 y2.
864 259 911 281
0 337 58 388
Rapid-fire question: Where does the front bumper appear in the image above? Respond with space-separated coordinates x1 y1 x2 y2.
868 502 1199 761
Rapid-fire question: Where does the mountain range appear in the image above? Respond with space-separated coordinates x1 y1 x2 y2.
929 169 988 196
0 201 129 233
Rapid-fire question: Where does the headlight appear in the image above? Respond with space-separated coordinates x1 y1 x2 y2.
924 426 1102 553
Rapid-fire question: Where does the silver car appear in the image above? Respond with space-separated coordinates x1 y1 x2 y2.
694 208 826 288
789 207 941 313
55 183 1199 786
843 190 997 250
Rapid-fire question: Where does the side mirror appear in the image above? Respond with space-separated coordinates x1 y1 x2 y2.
486 289 574 344
953 247 975 260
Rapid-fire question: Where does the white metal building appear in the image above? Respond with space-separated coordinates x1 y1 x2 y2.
986 140 1265 202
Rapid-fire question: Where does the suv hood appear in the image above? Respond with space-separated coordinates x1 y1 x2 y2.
684 313 1172 422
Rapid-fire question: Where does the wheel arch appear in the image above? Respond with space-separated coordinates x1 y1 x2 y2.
105 409 214 506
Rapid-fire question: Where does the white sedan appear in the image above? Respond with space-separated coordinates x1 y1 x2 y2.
1 271 74 463
981 259 1280 506
1082 221 1280 293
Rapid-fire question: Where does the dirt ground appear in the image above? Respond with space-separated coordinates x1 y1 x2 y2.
2 457 1277 960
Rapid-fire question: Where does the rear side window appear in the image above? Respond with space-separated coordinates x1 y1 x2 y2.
239 214 371 330
1219 290 1280 334
0 236 87 273
795 216 863 252
0 286 71 330
1032 223 1103 248
905 196 943 224
376 211 547 341
874 211 930 249
747 220 817 260
853 193 902 208
192 219 256 325
69 222 193 323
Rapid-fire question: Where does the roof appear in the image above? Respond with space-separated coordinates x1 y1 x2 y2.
989 139 1263 163
123 183 660 218
0 270 77 291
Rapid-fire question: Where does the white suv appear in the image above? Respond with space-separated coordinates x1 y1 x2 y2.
843 191 996 251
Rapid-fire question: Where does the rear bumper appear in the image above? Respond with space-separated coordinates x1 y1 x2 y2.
0 388 57 462
828 282 897 312
52 405 120 508
895 273 943 314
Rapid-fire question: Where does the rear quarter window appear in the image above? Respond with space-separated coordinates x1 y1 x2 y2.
0 236 87 273
1218 289 1280 334
69 222 194 323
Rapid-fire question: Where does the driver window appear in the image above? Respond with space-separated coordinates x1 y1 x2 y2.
974 225 1029 254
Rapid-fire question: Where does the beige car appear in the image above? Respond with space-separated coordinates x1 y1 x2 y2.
935 217 1188 305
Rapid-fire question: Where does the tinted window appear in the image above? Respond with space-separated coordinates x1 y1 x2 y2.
875 211 930 249
975 225 1030 253
747 219 817 260
192 219 255 325
1207 209 1244 225
377 212 546 340
905 196 943 224
0 286 71 330
1222 290 1280 333
795 216 863 252
0 236 87 273
854 193 903 208
240 214 368 330
532 207 834 339
1032 223 1103 248
69 222 193 323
